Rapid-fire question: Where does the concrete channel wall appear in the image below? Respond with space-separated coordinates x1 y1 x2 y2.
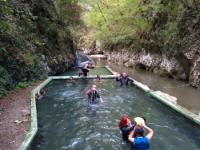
19 66 200 150
106 66 200 125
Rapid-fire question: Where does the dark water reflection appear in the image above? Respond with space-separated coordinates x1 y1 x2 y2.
31 79 200 150
92 57 200 115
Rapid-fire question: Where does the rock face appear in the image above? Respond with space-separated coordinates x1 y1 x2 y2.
106 49 200 88
185 51 200 87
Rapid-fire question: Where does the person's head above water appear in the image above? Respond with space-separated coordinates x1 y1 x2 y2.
122 72 127 77
92 84 97 88
134 117 145 126
119 115 131 128
91 85 97 91
134 125 144 137
96 74 101 80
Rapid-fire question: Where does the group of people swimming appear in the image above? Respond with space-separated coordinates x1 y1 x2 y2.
85 83 154 149
81 64 154 150
37 63 154 149
85 70 133 105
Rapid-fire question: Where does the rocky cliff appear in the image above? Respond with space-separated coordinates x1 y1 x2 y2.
106 44 200 88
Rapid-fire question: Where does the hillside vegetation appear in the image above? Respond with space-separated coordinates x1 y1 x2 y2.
0 0 82 97
80 0 200 87
82 0 199 53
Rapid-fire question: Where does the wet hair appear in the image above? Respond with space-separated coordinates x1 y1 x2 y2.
118 116 130 128
40 89 45 95
134 126 144 137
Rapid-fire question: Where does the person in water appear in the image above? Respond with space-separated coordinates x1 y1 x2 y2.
86 85 103 105
67 76 75 83
128 121 154 150
118 115 136 144
36 89 46 100
79 63 92 77
66 76 76 86
116 72 133 87
96 74 101 81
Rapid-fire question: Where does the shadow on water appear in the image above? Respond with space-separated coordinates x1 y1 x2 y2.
31 79 200 150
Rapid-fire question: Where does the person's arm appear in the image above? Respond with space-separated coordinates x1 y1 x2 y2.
143 124 154 141
86 89 91 95
128 126 136 143
84 64 90 71
99 96 103 103
97 92 103 102
116 76 120 81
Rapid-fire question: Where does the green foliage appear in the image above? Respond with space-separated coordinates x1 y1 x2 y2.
79 0 198 55
0 66 13 97
80 0 152 49
160 22 177 44
0 0 80 97
16 81 31 89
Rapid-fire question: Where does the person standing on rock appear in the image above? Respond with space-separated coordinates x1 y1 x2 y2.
79 63 92 77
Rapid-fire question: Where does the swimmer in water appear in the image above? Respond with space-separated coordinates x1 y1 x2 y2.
86 85 103 105
118 115 136 144
128 121 154 150
96 74 101 81
116 72 133 87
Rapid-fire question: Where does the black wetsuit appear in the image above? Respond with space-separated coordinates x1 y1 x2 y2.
120 123 135 143
87 90 100 104
116 76 133 86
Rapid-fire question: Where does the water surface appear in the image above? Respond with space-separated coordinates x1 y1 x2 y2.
109 62 200 115
92 57 200 114
31 79 200 150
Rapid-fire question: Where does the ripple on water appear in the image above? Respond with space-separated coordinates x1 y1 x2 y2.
32 79 200 150
85 132 101 141
79 116 90 122
67 137 83 149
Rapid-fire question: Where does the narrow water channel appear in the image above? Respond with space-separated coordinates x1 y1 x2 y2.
32 79 200 150
92 57 200 115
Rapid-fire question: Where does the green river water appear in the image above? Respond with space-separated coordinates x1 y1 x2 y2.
31 78 200 150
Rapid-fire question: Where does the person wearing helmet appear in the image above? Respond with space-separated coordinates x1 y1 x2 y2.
118 116 136 144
